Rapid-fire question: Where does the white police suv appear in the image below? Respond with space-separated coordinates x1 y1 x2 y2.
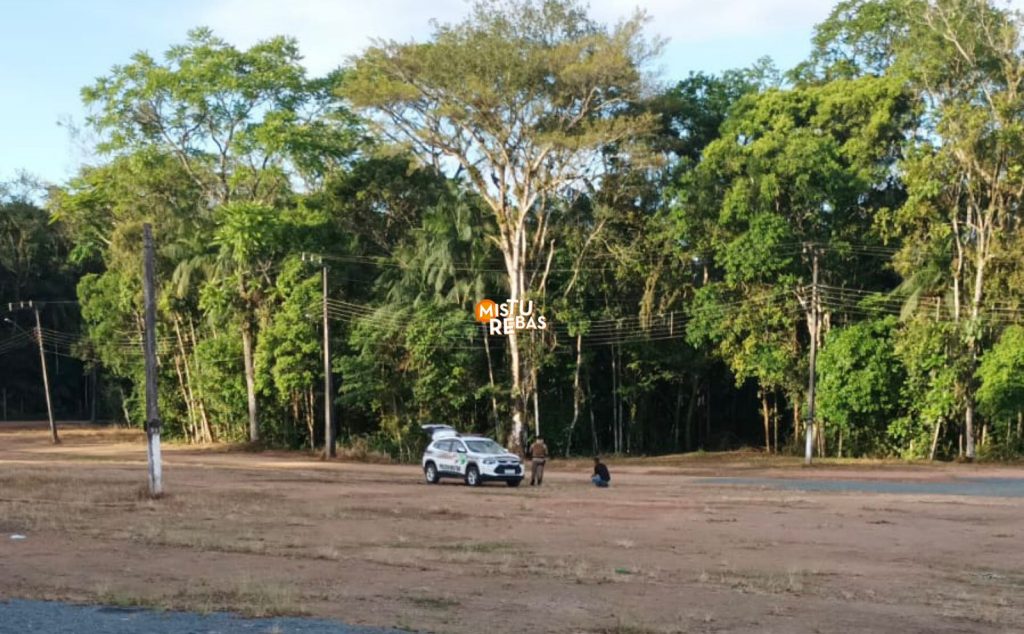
421 425 523 487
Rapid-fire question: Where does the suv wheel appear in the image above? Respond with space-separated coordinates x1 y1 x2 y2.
465 465 481 487
506 478 522 488
424 462 440 484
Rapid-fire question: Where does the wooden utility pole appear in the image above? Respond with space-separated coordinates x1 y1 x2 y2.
143 224 163 496
322 262 336 458
33 306 59 444
805 247 820 465
6 302 58 440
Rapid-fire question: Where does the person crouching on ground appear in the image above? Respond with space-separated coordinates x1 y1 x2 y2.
592 456 610 488
529 436 548 486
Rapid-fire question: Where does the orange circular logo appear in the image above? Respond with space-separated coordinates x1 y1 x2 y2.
474 299 498 323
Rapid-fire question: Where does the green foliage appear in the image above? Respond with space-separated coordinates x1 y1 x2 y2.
818 317 904 454
890 319 961 458
8 5 1024 462
193 331 249 441
977 326 1024 425
339 301 483 427
82 28 359 193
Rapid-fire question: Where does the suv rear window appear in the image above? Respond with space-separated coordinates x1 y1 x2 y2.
434 439 453 452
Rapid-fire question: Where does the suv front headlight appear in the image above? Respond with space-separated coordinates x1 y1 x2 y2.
482 458 497 465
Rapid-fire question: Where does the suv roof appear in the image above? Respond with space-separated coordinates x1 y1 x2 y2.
421 426 508 447
421 424 458 440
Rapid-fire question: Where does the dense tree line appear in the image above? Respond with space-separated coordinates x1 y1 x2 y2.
2 0 1023 461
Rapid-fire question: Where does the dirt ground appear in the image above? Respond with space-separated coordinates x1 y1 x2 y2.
1 425 1023 633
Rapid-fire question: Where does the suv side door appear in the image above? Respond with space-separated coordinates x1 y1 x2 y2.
426 439 446 472
450 439 469 474
431 439 448 473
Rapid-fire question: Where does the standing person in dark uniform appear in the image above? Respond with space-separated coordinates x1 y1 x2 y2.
592 456 611 487
529 436 548 486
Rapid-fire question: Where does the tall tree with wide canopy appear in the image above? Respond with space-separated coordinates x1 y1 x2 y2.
813 0 1024 459
680 74 912 452
342 0 659 450
81 28 360 441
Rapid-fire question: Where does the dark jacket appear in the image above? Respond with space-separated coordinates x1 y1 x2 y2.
593 462 610 482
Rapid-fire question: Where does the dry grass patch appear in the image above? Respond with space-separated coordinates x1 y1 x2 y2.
697 567 827 596
591 620 664 634
405 595 461 610
93 577 308 617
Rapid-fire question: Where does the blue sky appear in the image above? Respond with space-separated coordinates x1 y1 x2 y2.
0 0 838 185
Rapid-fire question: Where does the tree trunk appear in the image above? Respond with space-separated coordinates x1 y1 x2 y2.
502 220 535 455
772 395 779 457
172 353 196 443
507 325 526 452
627 402 636 455
306 387 316 449
173 316 203 443
610 344 619 454
290 392 301 445
89 369 97 423
587 373 598 455
616 346 624 453
760 391 770 454
964 396 976 460
703 384 711 449
118 386 132 426
565 333 583 457
187 315 213 442
965 236 987 462
197 396 213 443
684 379 698 452
792 399 801 453
929 418 942 461
241 321 259 443
532 362 541 438
672 381 683 453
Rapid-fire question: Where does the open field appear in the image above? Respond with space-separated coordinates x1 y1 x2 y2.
1 426 1023 633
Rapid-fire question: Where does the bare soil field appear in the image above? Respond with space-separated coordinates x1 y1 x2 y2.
1 425 1023 633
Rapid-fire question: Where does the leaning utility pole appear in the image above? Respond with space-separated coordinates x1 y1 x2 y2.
7 301 59 443
322 261 336 458
33 305 59 444
142 224 163 496
804 247 820 465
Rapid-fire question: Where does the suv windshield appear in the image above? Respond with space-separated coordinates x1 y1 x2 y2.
464 439 505 454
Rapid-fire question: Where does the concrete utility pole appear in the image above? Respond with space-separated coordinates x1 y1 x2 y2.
143 224 163 496
322 261 336 458
805 247 820 465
